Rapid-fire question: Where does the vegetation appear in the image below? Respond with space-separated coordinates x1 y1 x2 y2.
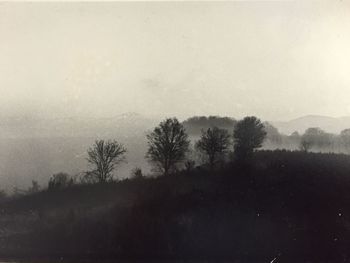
3 115 350 261
48 172 74 190
86 140 127 183
1 150 350 261
299 138 312 152
146 118 190 175
341 129 350 153
233 116 267 161
262 125 350 154
27 180 40 194
183 116 236 135
299 128 333 152
195 127 231 169
130 167 143 179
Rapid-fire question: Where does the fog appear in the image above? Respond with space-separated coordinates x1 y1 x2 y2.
2 3 350 259
1 1 350 190
1 2 350 121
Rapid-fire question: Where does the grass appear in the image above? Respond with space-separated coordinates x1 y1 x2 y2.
1 150 350 261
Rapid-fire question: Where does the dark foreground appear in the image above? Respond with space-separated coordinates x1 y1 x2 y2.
1 150 350 262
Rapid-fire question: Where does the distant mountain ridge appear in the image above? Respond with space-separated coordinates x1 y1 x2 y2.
0 113 350 189
271 115 350 135
2 113 349 138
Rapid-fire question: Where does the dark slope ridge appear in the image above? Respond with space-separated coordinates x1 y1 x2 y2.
1 150 350 261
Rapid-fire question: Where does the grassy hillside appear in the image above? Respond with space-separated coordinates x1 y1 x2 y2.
1 150 350 261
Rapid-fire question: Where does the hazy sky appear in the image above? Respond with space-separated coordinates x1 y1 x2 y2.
1 1 350 121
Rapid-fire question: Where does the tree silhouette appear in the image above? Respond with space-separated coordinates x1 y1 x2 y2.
28 180 40 194
340 129 350 153
233 116 266 161
263 122 282 147
299 138 311 152
195 127 231 169
131 167 143 179
86 140 126 183
146 118 190 175
48 172 74 190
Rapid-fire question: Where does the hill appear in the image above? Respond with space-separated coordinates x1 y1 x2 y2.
2 113 350 190
272 115 350 135
1 150 350 261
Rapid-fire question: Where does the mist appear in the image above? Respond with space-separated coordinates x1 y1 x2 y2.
1 0 350 189
3 2 350 261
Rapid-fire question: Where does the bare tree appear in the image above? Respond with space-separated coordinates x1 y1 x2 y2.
195 127 231 169
146 118 190 175
86 140 127 182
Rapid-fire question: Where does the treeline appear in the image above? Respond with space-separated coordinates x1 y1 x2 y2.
183 116 350 153
3 117 350 260
5 115 350 197
264 125 350 153
50 116 265 188
0 116 265 198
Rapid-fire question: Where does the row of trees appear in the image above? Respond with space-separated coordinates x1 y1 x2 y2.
45 116 350 188
264 126 350 153
299 127 350 152
182 116 350 153
68 116 266 184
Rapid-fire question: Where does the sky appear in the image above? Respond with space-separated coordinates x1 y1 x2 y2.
0 1 350 121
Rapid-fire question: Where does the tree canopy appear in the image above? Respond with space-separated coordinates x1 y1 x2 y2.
146 118 190 175
233 116 266 161
195 127 231 169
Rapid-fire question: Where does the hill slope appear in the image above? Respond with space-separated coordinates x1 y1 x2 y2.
1 150 350 261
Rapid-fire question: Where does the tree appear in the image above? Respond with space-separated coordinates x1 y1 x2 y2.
233 116 266 161
48 172 74 190
263 122 282 147
146 118 190 175
340 129 350 153
86 140 126 183
195 127 231 169
28 180 40 194
300 127 332 152
184 160 196 172
299 138 311 152
131 167 143 179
